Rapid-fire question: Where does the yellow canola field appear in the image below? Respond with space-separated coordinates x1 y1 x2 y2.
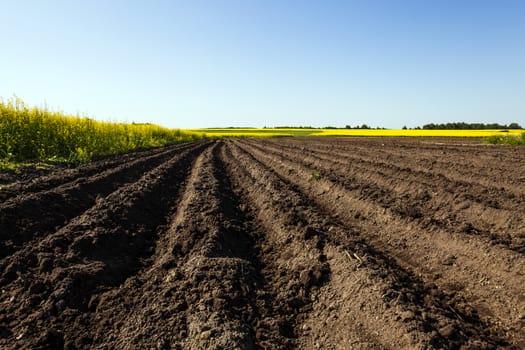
315 129 524 137
0 97 205 164
190 128 524 138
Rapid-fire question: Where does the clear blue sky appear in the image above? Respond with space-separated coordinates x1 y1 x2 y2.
1 0 524 128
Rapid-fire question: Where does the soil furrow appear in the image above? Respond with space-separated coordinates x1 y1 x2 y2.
272 138 525 191
1 137 523 349
236 139 525 348
269 137 525 191
58 143 225 349
259 138 525 203
247 139 525 253
0 143 192 202
283 137 525 171
0 141 209 349
221 142 335 349
230 141 512 348
0 142 201 259
69 143 292 349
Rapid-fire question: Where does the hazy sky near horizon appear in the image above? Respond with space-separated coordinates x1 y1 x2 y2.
1 0 524 128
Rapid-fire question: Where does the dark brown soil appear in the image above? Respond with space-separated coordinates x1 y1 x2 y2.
1 138 524 349
0 164 65 186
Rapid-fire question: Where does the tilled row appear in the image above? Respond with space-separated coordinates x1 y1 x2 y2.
74 142 333 349
261 137 525 205
65 143 270 349
274 137 525 194
235 139 525 348
221 143 331 349
248 139 525 252
0 143 188 202
0 141 210 349
229 141 509 349
0 141 331 349
0 142 201 259
306 136 525 174
1 138 523 349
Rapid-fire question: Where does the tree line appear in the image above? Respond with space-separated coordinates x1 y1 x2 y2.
421 122 522 130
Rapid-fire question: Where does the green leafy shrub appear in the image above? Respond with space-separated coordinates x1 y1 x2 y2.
485 132 525 145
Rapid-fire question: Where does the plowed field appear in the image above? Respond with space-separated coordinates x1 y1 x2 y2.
1 138 524 349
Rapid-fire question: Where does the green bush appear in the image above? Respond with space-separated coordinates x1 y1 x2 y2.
484 132 525 145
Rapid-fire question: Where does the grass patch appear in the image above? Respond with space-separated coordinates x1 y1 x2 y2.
311 170 322 181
